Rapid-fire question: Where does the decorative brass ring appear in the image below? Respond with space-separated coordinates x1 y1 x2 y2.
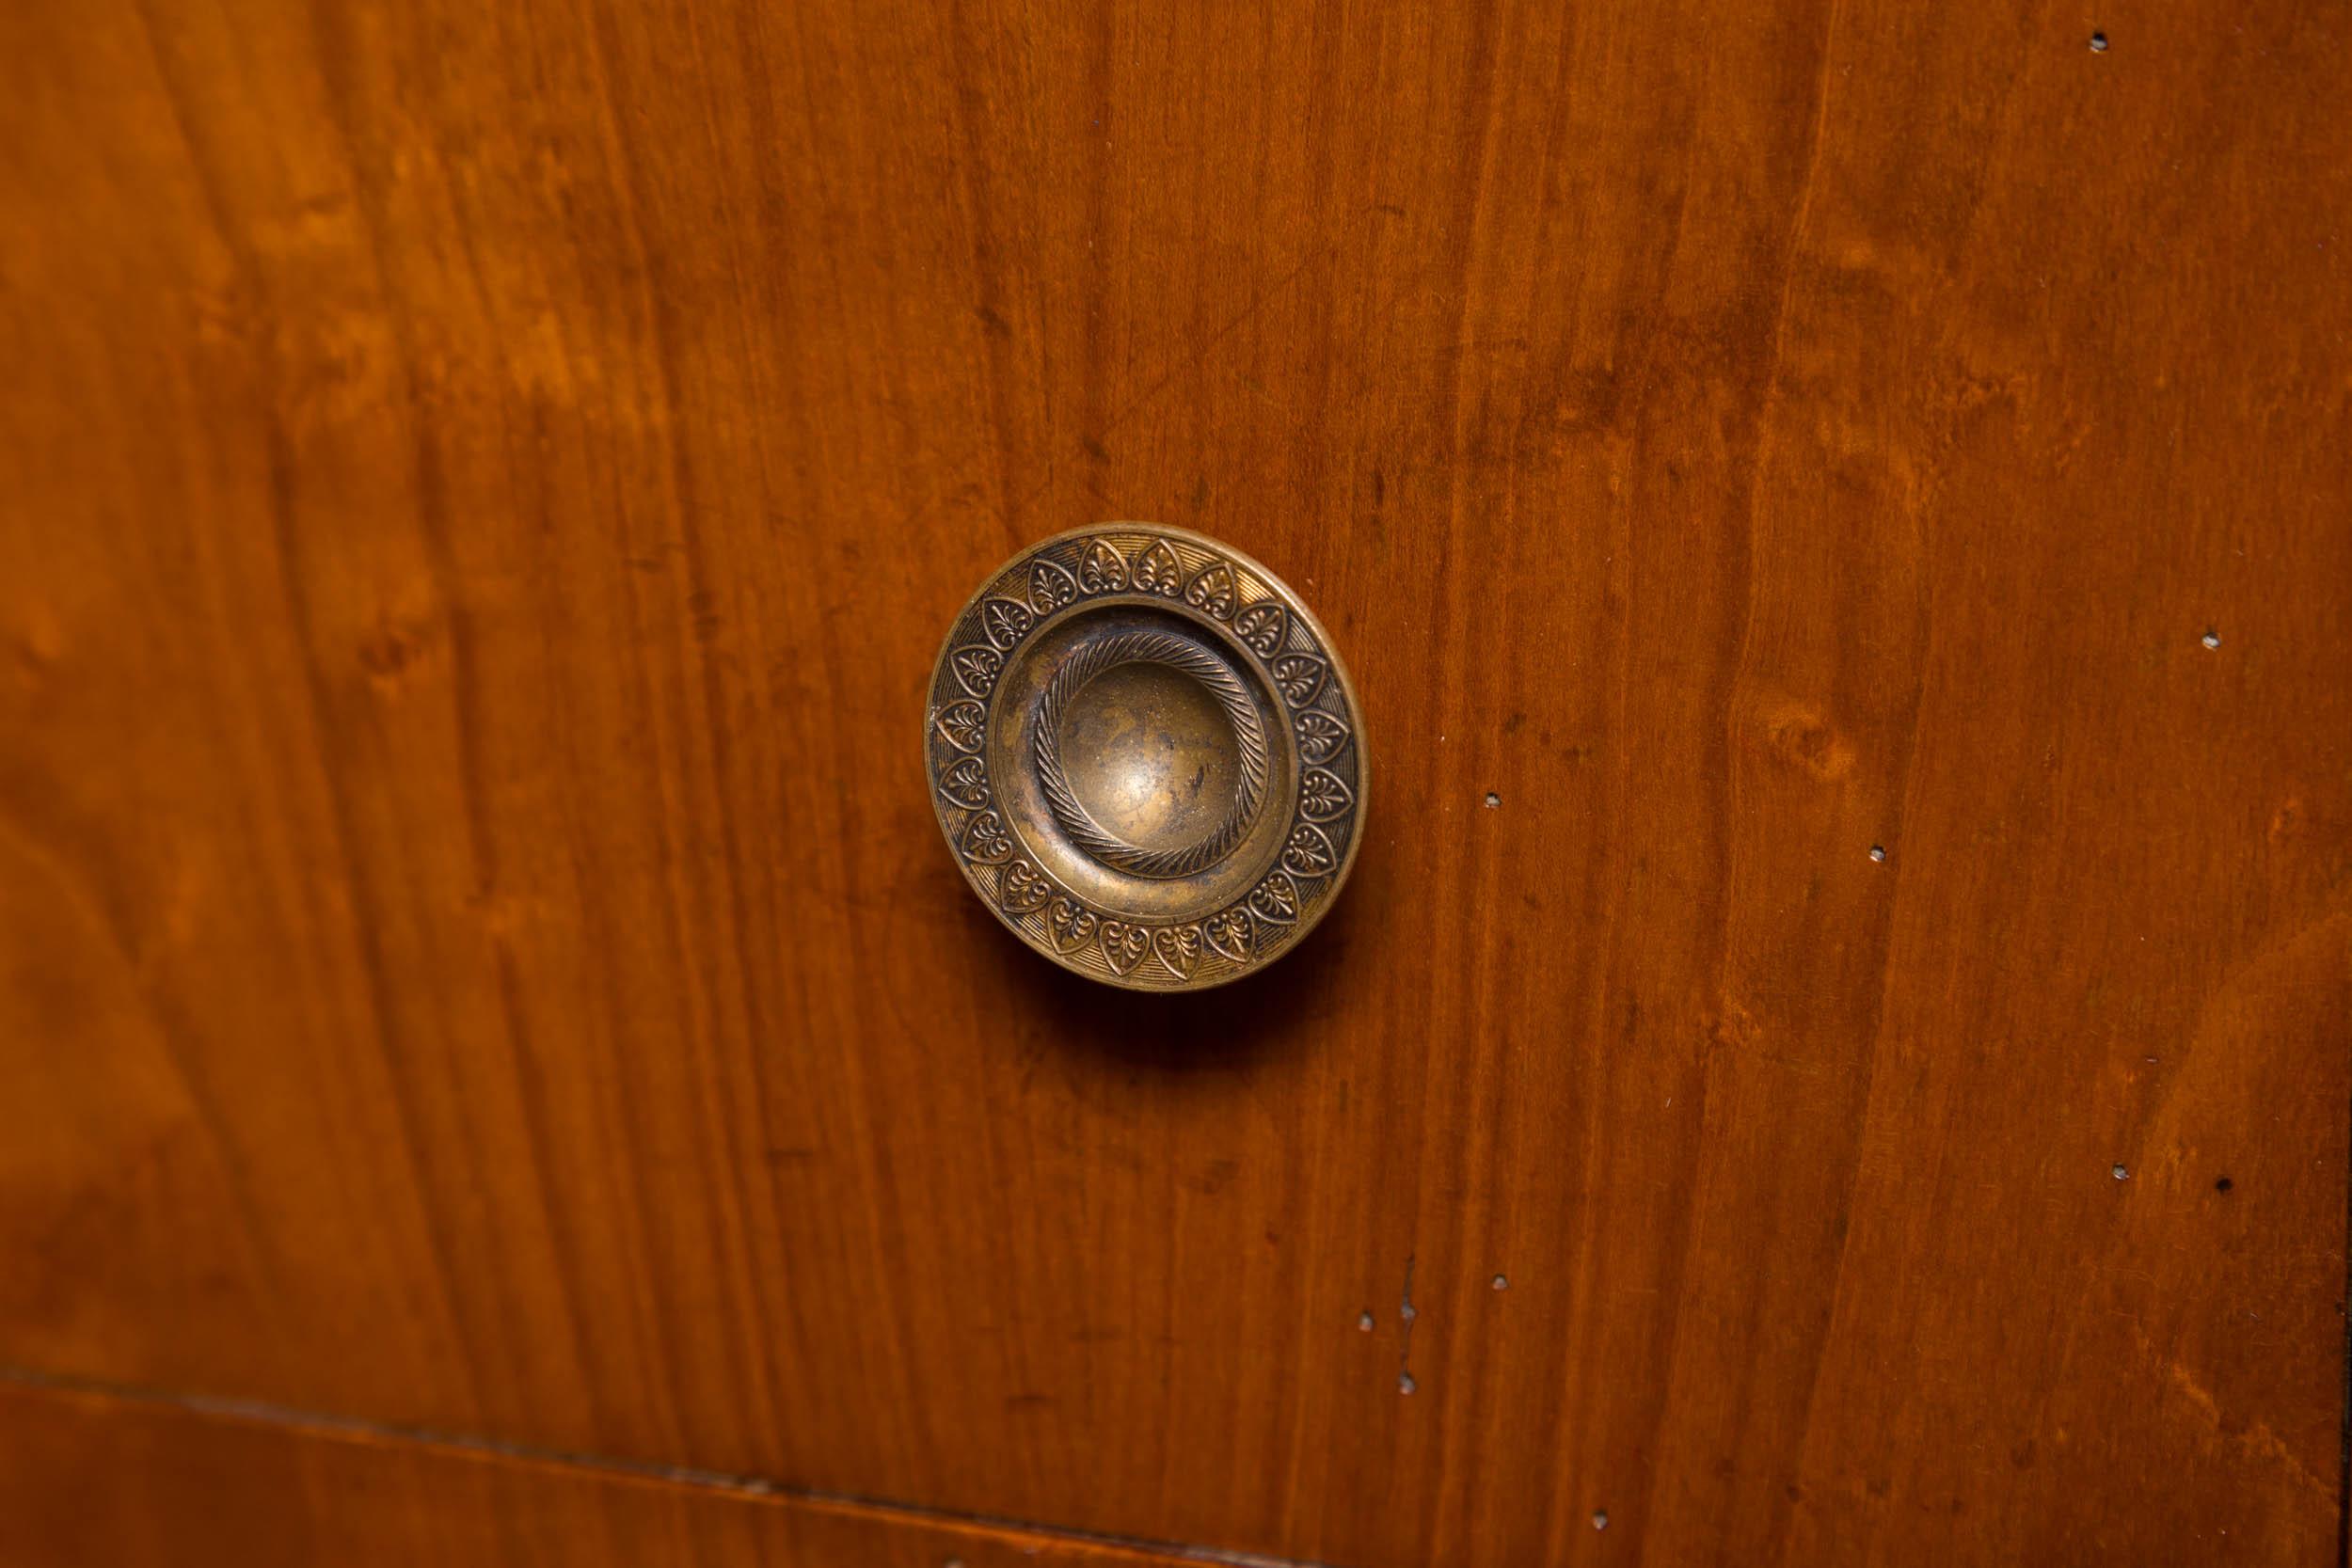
923 523 1365 991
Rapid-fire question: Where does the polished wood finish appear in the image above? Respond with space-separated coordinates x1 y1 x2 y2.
2 0 2346 1563
0 1379 1196 1568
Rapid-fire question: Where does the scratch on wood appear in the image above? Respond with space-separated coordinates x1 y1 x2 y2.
2148 1347 2335 1500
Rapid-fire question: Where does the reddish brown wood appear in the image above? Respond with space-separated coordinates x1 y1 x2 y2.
0 1378 1192 1567
1 0 2346 1563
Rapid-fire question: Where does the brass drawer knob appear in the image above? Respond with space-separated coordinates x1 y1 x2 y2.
925 524 1365 990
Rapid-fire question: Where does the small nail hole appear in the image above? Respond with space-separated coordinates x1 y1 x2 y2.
2111 1163 2130 1180
1491 1274 1509 1291
2089 30 2108 51
1398 1372 1416 1395
2201 629 2220 649
1484 791 1502 809
1593 1511 1610 1530
2215 1176 2233 1193
1357 1310 1374 1331
1868 845 1886 863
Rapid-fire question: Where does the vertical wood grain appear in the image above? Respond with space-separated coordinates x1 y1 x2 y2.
1 0 2345 1563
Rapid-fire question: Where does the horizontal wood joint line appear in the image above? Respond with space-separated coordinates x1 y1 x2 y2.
0 1365 1327 1568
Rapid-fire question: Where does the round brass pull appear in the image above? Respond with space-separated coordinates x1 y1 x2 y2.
924 524 1365 990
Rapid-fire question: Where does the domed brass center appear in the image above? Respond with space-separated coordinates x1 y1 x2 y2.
1054 661 1241 856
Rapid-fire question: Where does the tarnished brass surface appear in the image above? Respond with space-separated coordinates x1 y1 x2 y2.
924 524 1364 990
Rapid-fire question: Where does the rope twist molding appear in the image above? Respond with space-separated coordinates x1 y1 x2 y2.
1032 630 1270 879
